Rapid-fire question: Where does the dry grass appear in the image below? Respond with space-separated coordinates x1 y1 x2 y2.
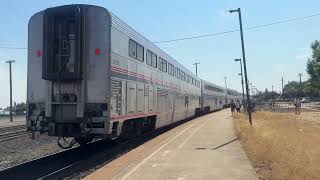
233 111 320 180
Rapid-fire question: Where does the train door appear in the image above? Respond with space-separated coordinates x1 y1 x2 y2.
185 95 189 118
110 79 122 117
126 82 136 114
168 92 174 121
144 85 149 113
153 86 157 113
136 83 144 113
148 86 154 112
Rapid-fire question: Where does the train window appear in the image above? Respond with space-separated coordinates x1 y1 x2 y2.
168 63 174 76
129 39 137 59
175 67 180 79
186 74 190 83
151 53 157 68
162 59 167 72
158 58 162 70
129 39 144 62
136 44 144 62
146 50 152 65
181 71 186 81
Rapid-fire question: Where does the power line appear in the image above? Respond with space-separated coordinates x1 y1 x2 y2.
153 12 320 43
153 30 239 43
1 12 320 49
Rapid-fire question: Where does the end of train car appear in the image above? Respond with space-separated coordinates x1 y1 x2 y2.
27 5 112 146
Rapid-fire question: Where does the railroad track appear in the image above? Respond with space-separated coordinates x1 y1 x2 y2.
0 125 28 142
0 115 197 180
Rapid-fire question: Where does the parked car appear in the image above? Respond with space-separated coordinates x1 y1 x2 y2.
301 97 311 103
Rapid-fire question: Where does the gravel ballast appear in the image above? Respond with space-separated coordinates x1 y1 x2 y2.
0 134 64 170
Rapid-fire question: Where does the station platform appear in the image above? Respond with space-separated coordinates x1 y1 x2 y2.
85 109 257 180
0 116 26 128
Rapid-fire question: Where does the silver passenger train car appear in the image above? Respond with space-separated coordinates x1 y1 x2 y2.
27 4 241 146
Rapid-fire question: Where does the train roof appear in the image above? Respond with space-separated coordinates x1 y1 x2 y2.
108 10 199 81
201 79 225 90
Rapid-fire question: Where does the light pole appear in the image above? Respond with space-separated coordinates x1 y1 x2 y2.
235 58 245 102
250 83 253 99
193 62 200 77
228 8 252 125
224 77 228 104
281 77 284 99
272 85 274 102
6 60 15 122
298 73 302 99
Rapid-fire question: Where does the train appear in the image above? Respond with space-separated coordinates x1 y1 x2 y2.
26 4 242 148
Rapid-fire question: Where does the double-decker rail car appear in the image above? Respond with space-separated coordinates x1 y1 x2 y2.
200 80 226 114
27 4 204 147
27 4 242 147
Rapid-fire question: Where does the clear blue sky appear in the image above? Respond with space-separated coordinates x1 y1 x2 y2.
0 0 319 107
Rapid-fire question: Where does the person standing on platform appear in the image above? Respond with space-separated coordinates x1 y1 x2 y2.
231 100 236 116
294 98 301 115
235 100 241 113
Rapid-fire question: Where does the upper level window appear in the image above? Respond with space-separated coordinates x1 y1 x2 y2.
158 58 162 70
159 57 167 72
181 71 186 81
151 53 157 68
162 59 167 72
129 39 144 62
186 75 190 83
146 50 152 65
175 67 180 79
136 44 144 62
168 63 174 76
129 40 137 59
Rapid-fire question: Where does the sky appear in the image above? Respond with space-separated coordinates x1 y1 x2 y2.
0 0 319 108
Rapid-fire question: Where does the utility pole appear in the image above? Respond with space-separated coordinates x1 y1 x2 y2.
272 85 274 100
281 77 284 99
298 73 302 98
228 8 252 125
224 77 228 104
193 62 200 77
6 60 15 122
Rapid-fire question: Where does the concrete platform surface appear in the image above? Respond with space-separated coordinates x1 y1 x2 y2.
0 116 26 128
86 110 257 180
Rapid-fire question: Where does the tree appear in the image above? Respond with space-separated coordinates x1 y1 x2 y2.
311 40 320 62
306 40 320 92
3 102 26 115
283 81 300 98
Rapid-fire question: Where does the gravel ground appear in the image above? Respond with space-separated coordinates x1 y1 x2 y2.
0 134 64 170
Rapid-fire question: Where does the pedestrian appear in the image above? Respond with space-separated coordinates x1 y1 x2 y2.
236 100 241 113
294 98 301 115
230 100 236 116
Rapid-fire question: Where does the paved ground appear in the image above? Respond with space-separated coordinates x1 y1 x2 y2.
85 109 257 180
0 116 26 128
